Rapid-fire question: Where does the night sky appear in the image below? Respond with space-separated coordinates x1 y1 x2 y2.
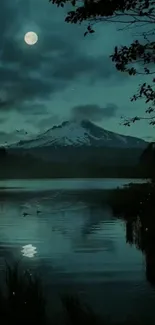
0 0 154 145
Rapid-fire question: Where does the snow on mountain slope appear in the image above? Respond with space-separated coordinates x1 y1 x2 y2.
10 120 147 149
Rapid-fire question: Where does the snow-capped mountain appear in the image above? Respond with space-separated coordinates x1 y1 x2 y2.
9 120 147 149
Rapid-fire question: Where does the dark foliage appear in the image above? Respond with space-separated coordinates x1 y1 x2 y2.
0 147 7 159
107 180 155 286
50 0 155 126
140 141 155 179
3 262 46 325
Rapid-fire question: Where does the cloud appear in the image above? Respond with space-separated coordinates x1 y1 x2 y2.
0 0 124 115
20 102 48 115
37 115 60 130
0 117 6 124
45 53 118 83
71 103 118 122
0 129 31 145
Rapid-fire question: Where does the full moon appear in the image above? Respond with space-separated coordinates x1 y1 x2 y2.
24 31 38 45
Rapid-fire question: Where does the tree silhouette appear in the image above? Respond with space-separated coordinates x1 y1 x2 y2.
51 0 155 126
126 216 155 287
0 147 7 159
140 141 155 179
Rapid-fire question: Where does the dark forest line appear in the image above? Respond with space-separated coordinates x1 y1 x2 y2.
0 159 150 179
0 144 153 179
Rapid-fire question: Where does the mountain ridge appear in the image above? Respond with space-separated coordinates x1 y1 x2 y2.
9 119 147 149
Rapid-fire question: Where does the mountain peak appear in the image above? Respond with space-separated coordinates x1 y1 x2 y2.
50 119 91 129
9 119 147 149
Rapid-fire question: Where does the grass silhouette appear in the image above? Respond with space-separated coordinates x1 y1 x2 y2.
61 294 102 325
0 260 153 324
1 261 46 325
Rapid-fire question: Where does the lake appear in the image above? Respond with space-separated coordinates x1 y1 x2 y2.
0 178 154 323
0 177 148 192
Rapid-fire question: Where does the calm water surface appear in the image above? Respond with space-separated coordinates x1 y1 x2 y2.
0 178 154 322
0 177 148 191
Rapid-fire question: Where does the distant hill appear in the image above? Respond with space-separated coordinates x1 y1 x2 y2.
1 120 149 179
0 151 149 179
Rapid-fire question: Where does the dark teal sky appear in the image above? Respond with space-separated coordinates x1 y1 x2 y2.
0 0 154 144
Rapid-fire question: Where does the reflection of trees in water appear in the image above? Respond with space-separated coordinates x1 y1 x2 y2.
126 217 145 251
109 180 155 287
123 203 155 286
72 204 116 253
81 205 114 236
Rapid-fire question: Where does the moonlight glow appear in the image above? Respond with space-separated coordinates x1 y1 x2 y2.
24 31 38 45
21 244 37 258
